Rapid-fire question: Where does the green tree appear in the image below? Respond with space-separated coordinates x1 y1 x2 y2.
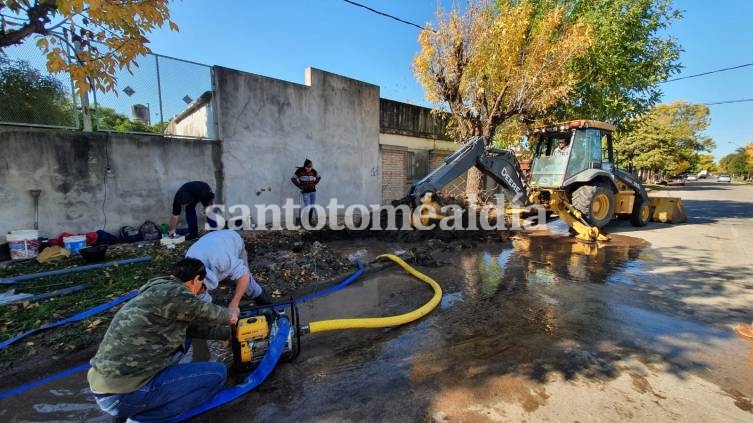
92 106 157 133
0 55 73 125
692 153 717 174
719 149 752 179
505 0 682 127
614 101 714 178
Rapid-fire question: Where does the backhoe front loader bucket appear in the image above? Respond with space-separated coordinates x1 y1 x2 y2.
549 191 609 243
648 196 686 223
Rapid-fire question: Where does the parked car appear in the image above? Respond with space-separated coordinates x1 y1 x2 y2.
686 175 698 181
718 174 731 183
666 176 685 186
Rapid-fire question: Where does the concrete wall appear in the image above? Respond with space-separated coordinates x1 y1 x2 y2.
165 91 217 139
0 127 221 238
380 98 450 140
379 133 458 151
0 66 460 237
214 66 380 224
169 103 212 138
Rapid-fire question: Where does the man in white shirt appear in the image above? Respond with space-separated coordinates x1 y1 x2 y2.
555 139 570 156
185 230 272 313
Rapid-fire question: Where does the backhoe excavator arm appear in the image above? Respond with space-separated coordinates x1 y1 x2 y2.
407 137 530 206
405 136 612 242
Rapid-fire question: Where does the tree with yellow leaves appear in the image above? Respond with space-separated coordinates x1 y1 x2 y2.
0 0 177 94
413 0 592 194
414 0 592 141
614 101 714 180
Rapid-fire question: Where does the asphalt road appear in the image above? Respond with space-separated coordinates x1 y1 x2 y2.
610 181 753 329
614 180 753 285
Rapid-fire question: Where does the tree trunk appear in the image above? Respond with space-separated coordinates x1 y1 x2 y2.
465 167 483 201
464 125 492 200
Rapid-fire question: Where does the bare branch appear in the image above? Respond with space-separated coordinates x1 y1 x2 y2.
46 17 70 31
0 0 56 48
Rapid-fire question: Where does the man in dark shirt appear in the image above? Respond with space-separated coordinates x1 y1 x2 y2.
169 181 215 239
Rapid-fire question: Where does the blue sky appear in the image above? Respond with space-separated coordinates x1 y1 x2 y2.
142 0 752 160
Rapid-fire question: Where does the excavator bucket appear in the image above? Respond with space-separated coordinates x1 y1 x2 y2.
410 193 447 227
648 196 686 224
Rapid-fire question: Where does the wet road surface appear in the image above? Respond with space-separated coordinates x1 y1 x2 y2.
2 182 753 422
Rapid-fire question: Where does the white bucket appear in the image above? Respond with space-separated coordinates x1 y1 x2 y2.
6 229 40 260
63 235 87 255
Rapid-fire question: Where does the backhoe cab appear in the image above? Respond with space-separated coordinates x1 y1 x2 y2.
407 120 672 242
527 120 652 237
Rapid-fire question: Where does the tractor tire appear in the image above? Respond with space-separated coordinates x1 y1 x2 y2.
630 197 651 227
572 184 615 229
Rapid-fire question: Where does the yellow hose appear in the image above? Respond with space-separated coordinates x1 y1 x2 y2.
307 254 443 334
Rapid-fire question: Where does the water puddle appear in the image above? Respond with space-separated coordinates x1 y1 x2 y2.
440 292 463 310
0 376 104 422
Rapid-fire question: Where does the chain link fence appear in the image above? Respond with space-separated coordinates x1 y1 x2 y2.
0 41 79 128
92 52 215 138
1 42 216 139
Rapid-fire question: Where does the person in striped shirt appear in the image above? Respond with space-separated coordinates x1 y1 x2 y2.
291 159 321 224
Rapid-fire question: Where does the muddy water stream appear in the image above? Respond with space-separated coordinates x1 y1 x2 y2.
1 232 751 422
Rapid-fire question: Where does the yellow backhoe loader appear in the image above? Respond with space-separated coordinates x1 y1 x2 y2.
406 120 685 241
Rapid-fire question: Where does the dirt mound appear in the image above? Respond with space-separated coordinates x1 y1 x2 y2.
249 240 354 295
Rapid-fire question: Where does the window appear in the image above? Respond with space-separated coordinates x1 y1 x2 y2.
530 131 572 187
601 132 613 172
565 128 601 179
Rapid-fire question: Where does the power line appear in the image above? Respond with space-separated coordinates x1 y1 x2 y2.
664 62 753 82
336 0 749 79
340 0 430 32
337 1 750 99
703 98 753 106
337 1 749 82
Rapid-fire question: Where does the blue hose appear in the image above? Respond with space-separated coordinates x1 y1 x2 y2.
0 256 152 285
171 317 291 422
0 363 92 400
0 290 140 350
293 259 364 304
0 261 365 401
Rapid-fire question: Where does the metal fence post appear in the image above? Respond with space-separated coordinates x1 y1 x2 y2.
92 88 100 131
65 42 79 128
74 42 92 132
155 54 164 127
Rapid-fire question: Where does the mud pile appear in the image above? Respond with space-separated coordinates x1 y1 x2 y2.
249 239 354 295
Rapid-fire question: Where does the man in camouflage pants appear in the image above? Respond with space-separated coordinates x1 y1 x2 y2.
87 258 239 422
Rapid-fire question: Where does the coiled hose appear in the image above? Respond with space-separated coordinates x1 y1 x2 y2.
307 254 442 333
